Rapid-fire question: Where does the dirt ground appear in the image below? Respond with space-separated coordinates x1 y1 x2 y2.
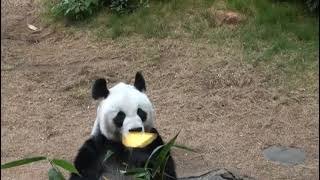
1 0 319 179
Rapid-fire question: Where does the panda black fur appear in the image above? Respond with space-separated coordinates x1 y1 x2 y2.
70 72 177 180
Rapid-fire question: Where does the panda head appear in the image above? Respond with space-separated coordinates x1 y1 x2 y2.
91 72 154 142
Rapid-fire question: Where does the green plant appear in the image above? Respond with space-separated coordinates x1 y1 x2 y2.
110 0 149 14
120 131 195 180
1 132 194 180
227 0 319 91
52 0 101 20
270 0 319 13
1 156 80 180
306 0 319 12
50 0 150 20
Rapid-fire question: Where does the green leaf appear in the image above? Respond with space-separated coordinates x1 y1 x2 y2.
1 156 47 169
51 159 80 176
48 167 65 180
102 176 109 180
84 0 91 7
75 6 80 13
103 150 114 162
133 171 148 178
144 144 164 169
158 132 179 161
144 171 151 180
152 131 180 177
173 144 196 153
65 8 72 15
160 155 170 180
121 168 147 175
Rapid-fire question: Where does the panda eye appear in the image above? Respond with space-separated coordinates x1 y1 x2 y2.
137 108 147 122
113 111 126 128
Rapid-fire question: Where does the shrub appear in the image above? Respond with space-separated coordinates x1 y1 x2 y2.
52 0 102 20
51 0 150 20
110 0 149 14
273 0 319 13
306 0 319 12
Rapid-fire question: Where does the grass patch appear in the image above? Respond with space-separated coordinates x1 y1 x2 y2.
40 0 318 91
70 87 88 100
227 0 319 91
1 64 15 71
40 0 217 39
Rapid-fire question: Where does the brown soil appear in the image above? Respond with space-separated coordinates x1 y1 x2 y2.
1 0 319 180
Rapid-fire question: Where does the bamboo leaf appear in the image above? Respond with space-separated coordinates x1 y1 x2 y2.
48 167 65 180
51 159 80 175
152 131 180 177
1 156 47 169
134 171 148 178
121 168 147 175
160 155 170 180
173 144 196 153
103 150 114 162
144 144 164 169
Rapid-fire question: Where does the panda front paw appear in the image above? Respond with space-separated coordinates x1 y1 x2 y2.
70 134 109 180
128 151 151 167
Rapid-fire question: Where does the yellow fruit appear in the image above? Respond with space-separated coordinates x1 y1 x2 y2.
122 132 157 148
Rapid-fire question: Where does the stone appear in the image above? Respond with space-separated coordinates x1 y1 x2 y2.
180 169 255 180
263 145 306 166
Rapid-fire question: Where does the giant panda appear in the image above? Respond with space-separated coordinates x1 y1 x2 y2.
69 72 177 180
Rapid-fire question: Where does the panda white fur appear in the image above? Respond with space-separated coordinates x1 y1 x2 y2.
69 72 177 180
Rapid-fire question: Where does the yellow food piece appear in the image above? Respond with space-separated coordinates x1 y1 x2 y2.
122 132 157 148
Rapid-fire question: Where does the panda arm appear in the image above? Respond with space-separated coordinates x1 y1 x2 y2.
69 133 109 180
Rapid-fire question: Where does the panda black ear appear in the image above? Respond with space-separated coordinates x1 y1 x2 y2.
92 78 109 100
134 72 146 92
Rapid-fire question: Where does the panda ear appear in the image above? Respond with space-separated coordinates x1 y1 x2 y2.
92 78 109 100
134 72 146 92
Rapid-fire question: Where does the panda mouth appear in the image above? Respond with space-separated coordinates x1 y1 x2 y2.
120 125 152 138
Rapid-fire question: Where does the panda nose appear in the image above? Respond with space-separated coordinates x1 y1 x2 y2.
129 127 143 132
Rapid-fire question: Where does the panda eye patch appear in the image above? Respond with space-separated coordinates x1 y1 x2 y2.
137 108 147 122
113 111 126 128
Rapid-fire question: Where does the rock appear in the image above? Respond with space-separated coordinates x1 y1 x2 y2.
263 145 306 166
180 169 255 180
